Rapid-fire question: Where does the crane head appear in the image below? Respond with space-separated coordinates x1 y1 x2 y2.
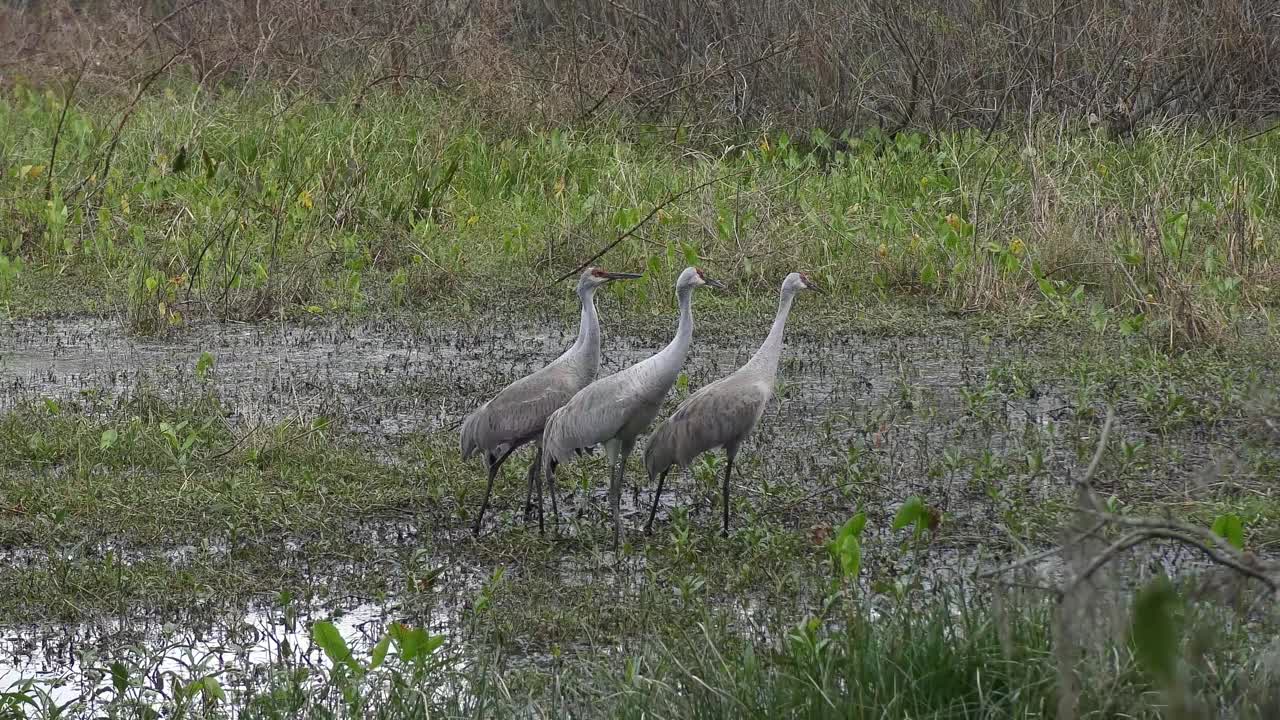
579 266 642 292
784 272 824 295
797 272 824 294
679 266 726 290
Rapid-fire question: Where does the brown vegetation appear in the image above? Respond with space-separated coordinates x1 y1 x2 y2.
5 0 1279 134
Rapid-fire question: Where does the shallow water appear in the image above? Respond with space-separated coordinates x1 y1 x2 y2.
0 315 1260 704
0 598 393 708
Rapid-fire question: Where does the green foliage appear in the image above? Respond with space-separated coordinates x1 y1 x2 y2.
195 352 215 380
1211 513 1245 550
0 86 1275 346
0 253 21 305
891 495 936 538
829 512 866 581
312 620 358 672
1130 576 1183 686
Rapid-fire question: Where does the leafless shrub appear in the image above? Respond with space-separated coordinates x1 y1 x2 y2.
5 0 1277 134
985 410 1279 719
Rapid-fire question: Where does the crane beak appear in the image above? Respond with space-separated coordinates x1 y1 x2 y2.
603 272 643 281
806 279 826 294
704 277 727 289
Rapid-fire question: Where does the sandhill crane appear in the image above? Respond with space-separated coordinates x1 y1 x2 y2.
538 266 724 548
644 272 822 536
461 266 641 536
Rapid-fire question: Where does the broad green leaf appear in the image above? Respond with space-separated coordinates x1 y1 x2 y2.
919 261 937 287
1130 576 1182 685
892 496 926 531
830 512 867 580
1211 513 1245 550
185 674 224 702
389 623 443 663
838 512 867 541
836 535 861 579
201 676 225 702
110 661 129 694
370 632 392 670
100 429 118 450
682 243 699 266
311 621 358 671
422 634 445 657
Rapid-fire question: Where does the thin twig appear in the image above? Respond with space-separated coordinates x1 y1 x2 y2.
549 170 748 287
1080 407 1114 489
46 59 87 202
978 521 1109 579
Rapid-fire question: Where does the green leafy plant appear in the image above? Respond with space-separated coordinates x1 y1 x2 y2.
892 495 937 538
1210 513 1245 550
829 512 867 582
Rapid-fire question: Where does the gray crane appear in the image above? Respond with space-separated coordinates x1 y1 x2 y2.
461 266 641 536
643 272 822 536
538 266 724 548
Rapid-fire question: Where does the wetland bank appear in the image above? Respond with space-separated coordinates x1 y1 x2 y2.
4 4 1280 712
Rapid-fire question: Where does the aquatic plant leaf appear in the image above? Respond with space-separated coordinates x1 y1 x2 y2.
311 620 358 671
892 496 926 531
830 512 866 580
110 661 129 694
390 623 443 664
370 632 392 670
1130 576 1182 685
1211 513 1244 550
185 675 225 703
202 676 225 702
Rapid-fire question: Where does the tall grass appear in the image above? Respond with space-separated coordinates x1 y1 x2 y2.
3 85 1277 346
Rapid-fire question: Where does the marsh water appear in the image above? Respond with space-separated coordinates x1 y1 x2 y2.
0 312 1265 705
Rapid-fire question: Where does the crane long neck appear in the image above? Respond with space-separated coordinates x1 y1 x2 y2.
661 285 695 362
745 288 796 379
570 285 601 366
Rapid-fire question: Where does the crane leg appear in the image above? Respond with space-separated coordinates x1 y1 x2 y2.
473 447 517 537
645 469 669 534
610 457 623 550
610 440 636 551
722 454 734 537
537 460 548 534
549 459 559 529
523 447 542 519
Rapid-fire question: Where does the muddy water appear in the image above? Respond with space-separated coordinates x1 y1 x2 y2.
0 314 1153 703
0 315 1059 455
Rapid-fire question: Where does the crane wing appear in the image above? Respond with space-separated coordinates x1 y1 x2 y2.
647 376 772 472
461 363 583 458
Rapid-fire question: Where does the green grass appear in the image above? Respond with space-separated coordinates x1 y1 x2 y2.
3 84 1279 349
